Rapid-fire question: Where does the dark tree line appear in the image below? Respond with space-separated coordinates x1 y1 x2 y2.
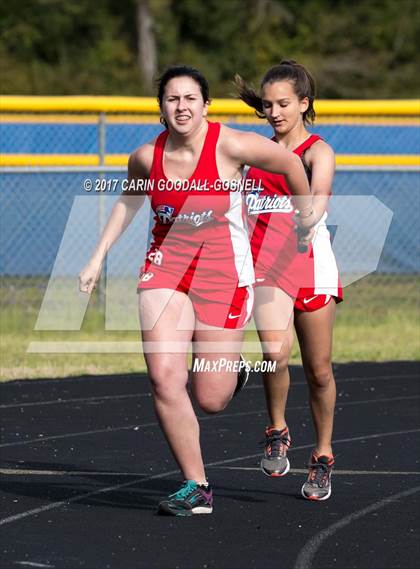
0 0 418 98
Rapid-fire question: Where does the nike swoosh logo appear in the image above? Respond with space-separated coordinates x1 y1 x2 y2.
303 295 318 304
256 278 266 282
228 313 241 319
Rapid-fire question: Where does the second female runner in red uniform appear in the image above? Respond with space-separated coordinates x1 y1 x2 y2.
237 60 342 500
79 65 313 516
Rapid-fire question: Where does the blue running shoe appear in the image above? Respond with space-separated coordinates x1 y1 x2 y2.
158 480 213 516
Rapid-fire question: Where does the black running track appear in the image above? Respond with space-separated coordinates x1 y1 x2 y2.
1 361 419 569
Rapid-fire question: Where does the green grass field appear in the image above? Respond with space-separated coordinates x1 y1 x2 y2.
1 275 418 382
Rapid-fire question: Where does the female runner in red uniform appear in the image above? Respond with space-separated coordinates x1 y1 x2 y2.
237 60 342 500
79 65 313 515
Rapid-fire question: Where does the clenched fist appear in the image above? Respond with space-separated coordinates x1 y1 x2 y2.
78 258 103 294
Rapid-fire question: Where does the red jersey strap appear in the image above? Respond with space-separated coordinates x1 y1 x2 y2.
150 129 169 180
294 134 322 157
202 120 221 146
150 121 220 181
194 121 220 179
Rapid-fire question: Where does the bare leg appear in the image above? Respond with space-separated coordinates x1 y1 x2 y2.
253 287 295 430
294 300 336 456
139 289 207 483
192 323 245 413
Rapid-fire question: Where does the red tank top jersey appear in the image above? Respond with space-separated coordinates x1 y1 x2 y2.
246 134 342 300
142 121 254 290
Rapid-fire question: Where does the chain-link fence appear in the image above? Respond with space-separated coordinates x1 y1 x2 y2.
1 166 418 278
1 113 419 164
0 105 419 368
1 164 418 312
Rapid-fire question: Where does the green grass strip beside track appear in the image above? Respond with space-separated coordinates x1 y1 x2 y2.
0 275 418 382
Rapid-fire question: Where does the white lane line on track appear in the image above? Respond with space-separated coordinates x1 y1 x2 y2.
14 562 54 568
246 373 420 390
0 392 152 410
3 465 420 478
1 429 419 527
1 394 419 449
1 373 418 410
0 468 150 477
293 484 420 569
0 422 158 449
211 467 420 475
0 452 265 527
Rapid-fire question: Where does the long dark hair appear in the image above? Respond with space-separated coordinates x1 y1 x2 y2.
235 60 316 125
157 65 210 128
